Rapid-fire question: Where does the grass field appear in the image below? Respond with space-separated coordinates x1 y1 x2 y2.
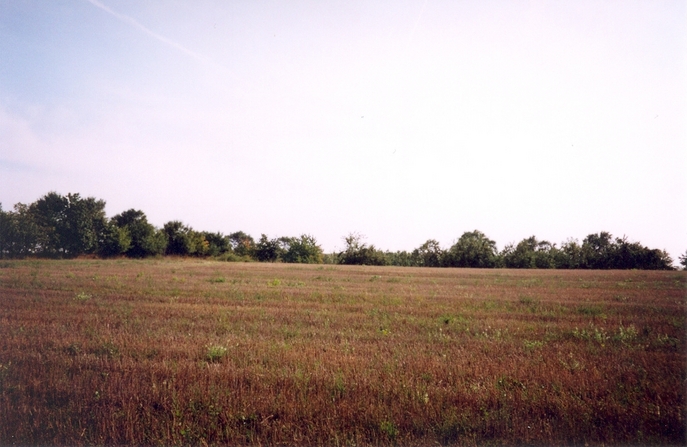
0 259 685 446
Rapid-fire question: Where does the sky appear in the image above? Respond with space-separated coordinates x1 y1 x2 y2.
1 0 686 261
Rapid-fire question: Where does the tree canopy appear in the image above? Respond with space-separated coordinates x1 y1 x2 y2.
0 191 679 270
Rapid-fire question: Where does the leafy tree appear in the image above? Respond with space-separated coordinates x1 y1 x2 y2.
578 232 674 270
281 234 323 264
501 236 556 269
97 222 131 257
580 232 615 269
189 231 210 256
554 239 583 269
254 234 283 262
0 204 41 258
112 209 166 258
412 239 444 267
201 232 230 257
338 233 387 266
228 231 254 257
679 250 687 270
27 192 69 257
385 250 415 267
445 230 497 268
163 221 193 256
25 192 107 257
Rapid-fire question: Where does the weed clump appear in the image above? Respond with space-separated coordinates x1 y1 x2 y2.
205 345 228 363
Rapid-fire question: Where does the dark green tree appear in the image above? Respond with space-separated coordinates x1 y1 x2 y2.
0 204 41 258
445 230 497 268
554 239 583 269
112 209 166 258
254 234 283 262
501 236 556 269
679 250 687 270
97 221 131 257
26 192 107 257
281 234 323 264
580 232 615 269
201 232 230 257
163 221 193 256
338 233 387 266
412 239 444 267
228 231 254 258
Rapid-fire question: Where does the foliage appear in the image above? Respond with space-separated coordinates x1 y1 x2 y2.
280 234 323 264
228 231 254 257
412 239 444 267
0 192 679 269
501 236 556 269
163 221 194 256
338 233 387 266
112 209 166 258
202 232 230 257
97 222 131 257
445 230 498 268
253 234 284 262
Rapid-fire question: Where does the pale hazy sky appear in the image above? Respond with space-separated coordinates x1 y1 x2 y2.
1 1 685 260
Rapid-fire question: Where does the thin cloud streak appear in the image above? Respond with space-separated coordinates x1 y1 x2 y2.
84 0 207 64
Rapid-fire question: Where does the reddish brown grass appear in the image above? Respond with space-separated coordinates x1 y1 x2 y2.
0 259 685 445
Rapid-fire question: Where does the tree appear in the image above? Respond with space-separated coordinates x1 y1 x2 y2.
97 222 131 257
0 204 40 258
445 230 497 268
501 236 556 269
163 221 193 256
679 250 687 271
554 239 583 269
581 232 614 269
26 192 107 257
228 231 254 258
201 232 230 257
412 239 444 267
338 233 387 266
112 209 166 258
281 234 323 264
254 234 283 262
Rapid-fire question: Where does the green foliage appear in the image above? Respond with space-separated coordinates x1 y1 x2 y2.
112 210 166 258
254 234 283 262
163 221 193 256
338 233 387 266
280 234 323 264
412 239 444 267
205 345 227 363
501 236 556 269
22 192 108 257
202 232 230 257
97 222 131 257
1 192 680 270
445 230 497 268
579 233 674 270
0 203 42 258
228 231 254 257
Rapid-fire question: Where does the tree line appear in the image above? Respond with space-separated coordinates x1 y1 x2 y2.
1 192 683 270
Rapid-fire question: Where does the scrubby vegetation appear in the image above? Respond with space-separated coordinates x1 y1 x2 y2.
0 192 678 270
0 260 684 445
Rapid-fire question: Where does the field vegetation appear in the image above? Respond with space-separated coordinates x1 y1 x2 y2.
0 259 685 445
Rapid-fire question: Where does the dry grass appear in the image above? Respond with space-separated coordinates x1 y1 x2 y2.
0 259 685 445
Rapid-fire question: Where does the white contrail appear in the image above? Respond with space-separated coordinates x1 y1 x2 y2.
84 0 207 63
408 0 429 44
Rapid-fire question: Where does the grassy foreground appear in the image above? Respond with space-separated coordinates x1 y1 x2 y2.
0 259 684 446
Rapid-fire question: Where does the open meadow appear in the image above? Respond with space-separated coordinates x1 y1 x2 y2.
0 259 685 446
